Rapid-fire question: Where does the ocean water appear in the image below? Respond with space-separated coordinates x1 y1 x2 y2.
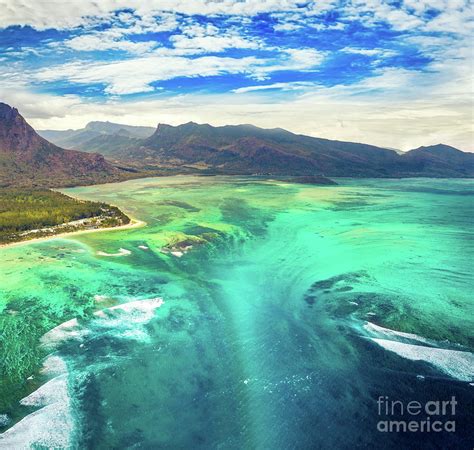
0 176 473 449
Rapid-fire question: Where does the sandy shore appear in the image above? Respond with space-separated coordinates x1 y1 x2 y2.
0 217 146 250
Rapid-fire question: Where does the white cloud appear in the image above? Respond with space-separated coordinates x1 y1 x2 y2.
0 1 309 30
305 0 339 16
249 48 325 79
167 20 261 54
170 32 259 53
341 47 398 57
343 0 472 33
309 22 346 31
273 22 303 32
33 54 260 95
63 34 157 54
1 0 472 40
233 81 318 94
283 48 325 67
53 12 178 55
27 46 326 95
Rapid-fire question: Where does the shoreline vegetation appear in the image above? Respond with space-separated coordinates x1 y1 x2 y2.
0 216 145 249
0 189 142 248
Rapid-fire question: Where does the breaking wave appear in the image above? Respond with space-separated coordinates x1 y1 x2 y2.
360 322 474 382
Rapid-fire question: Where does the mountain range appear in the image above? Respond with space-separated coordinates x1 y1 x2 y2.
43 120 473 178
136 122 474 177
0 101 472 189
39 121 155 157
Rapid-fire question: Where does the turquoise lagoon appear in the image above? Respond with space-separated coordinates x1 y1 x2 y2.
0 176 473 448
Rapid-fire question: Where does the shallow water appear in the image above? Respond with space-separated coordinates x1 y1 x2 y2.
0 176 473 448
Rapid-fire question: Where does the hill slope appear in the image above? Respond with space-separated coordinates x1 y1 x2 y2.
107 122 473 177
0 103 124 187
400 144 474 177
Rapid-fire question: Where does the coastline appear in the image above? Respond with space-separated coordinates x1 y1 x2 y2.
0 217 146 250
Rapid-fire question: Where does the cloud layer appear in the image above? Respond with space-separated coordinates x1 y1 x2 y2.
0 0 472 150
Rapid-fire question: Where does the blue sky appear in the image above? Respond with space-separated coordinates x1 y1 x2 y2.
0 1 472 150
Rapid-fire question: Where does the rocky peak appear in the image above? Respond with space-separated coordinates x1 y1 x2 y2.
0 102 19 120
0 102 122 187
0 102 45 153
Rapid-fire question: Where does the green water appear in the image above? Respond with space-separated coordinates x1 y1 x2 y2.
0 176 473 448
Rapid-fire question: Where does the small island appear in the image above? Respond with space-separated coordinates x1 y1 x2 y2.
0 189 131 246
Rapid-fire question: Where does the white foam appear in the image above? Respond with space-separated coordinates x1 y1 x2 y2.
0 359 73 449
96 248 131 257
20 375 68 407
107 297 164 313
41 355 68 377
42 298 164 352
95 298 164 326
138 245 149 250
89 298 165 344
371 338 474 381
0 404 72 449
118 329 150 341
364 322 433 345
40 318 86 351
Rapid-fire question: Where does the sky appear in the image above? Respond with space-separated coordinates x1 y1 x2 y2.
0 0 472 151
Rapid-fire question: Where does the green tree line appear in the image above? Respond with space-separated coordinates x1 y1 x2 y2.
0 189 129 243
